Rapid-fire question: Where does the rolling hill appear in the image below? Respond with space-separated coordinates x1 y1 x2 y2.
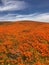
0 20 49 65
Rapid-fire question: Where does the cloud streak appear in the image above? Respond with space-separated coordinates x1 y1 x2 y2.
0 0 27 11
0 13 49 22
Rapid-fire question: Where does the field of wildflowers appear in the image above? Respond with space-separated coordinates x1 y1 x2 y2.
0 21 49 65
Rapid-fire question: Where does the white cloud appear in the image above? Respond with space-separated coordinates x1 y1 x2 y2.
0 13 49 22
0 0 27 11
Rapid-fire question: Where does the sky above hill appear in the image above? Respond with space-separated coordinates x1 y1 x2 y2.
0 0 49 22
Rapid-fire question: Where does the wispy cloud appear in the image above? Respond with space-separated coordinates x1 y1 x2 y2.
0 13 49 22
0 0 27 11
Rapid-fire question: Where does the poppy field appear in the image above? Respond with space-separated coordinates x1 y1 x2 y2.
0 21 49 65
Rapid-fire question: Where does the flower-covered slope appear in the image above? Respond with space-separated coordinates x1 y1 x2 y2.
0 21 49 65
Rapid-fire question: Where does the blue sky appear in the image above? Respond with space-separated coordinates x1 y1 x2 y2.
0 0 49 22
